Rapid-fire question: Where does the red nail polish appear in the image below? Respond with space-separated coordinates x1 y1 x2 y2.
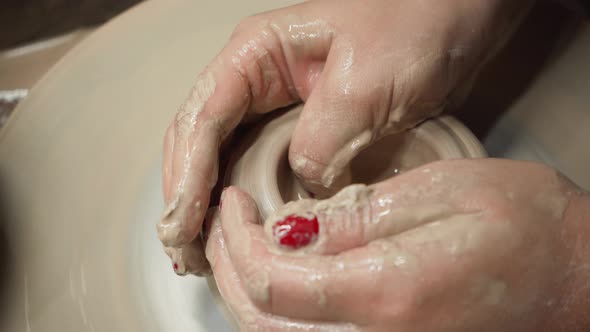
173 263 179 271
272 214 319 249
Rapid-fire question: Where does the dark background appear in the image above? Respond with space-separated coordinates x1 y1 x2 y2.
0 0 142 49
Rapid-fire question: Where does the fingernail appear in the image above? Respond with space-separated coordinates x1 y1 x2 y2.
290 154 324 180
173 260 185 275
173 260 187 276
272 214 319 249
165 247 188 276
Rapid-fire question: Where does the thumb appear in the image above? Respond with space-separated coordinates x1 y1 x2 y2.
288 45 396 197
264 165 471 255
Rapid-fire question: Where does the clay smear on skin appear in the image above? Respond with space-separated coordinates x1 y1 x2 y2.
258 186 494 308
320 131 372 188
315 43 475 190
232 35 283 107
175 72 216 194
175 71 216 139
264 184 372 255
270 16 334 58
265 182 459 255
158 72 216 244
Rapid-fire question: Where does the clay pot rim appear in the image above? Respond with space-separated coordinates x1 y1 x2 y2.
224 106 487 219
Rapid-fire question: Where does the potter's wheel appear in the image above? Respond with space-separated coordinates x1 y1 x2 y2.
0 1 589 332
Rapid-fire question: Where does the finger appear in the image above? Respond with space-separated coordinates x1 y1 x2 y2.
162 208 219 276
220 186 500 325
265 162 475 255
206 202 358 332
163 240 209 277
218 186 400 323
288 46 386 196
158 7 337 248
162 122 175 203
269 159 569 257
288 37 477 196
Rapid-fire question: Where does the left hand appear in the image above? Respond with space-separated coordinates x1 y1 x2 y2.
157 0 534 275
205 159 588 331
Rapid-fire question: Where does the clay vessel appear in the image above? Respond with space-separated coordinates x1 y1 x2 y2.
208 105 487 324
224 105 487 219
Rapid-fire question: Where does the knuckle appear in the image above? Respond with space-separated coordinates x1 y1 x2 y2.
231 14 265 39
378 289 422 324
241 263 271 308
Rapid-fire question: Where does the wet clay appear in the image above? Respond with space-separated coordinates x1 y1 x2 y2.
210 105 486 324
224 105 486 219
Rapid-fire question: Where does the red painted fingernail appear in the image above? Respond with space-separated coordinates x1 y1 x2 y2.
272 214 319 249
173 263 179 271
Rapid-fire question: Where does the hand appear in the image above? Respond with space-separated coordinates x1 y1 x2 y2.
157 0 533 275
206 159 590 331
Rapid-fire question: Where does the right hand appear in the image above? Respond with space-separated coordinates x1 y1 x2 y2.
206 159 590 331
157 0 533 275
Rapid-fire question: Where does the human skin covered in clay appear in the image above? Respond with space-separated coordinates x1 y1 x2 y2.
157 0 534 273
207 160 590 332
156 0 590 330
